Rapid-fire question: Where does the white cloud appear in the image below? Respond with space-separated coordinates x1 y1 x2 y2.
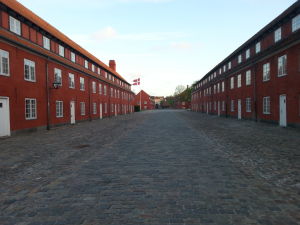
92 27 118 40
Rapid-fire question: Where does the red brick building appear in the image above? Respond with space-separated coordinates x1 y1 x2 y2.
0 0 135 137
133 90 155 111
192 1 300 128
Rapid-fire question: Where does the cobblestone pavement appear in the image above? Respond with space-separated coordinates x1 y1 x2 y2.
0 110 299 225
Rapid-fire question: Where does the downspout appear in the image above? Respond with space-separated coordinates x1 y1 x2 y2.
46 57 50 130
253 63 258 122
88 77 92 121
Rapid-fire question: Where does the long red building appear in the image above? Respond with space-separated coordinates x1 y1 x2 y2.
133 90 155 111
191 1 300 128
0 0 135 137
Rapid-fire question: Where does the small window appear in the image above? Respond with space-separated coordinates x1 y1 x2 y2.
278 55 287 77
92 64 95 72
222 81 225 92
0 49 9 76
292 14 300 32
84 60 88 69
246 70 251 86
25 98 37 120
97 67 101 75
92 81 96 93
230 77 234 89
69 73 75 89
80 102 85 115
99 84 102 95
263 97 271 114
274 28 281 43
263 63 270 81
222 101 225 111
256 42 261 53
56 101 63 118
245 49 250 59
144 101 147 104
217 83 220 93
24 59 36 82
71 52 76 63
80 77 85 91
231 100 235 112
246 98 251 112
43 36 50 50
237 74 241 88
93 103 97 115
104 85 107 95
54 68 62 86
238 54 242 64
228 61 231 70
9 16 21 35
59 45 64 57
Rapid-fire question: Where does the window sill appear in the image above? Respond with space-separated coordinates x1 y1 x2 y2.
278 74 287 77
263 79 270 82
0 73 10 77
25 79 36 83
26 118 37 120
263 112 271 115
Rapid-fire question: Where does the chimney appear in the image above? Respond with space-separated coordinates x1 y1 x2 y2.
109 60 116 72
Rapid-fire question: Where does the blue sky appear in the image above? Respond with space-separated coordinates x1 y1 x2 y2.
18 0 297 96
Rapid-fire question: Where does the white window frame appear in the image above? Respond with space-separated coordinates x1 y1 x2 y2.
0 49 10 76
92 64 95 72
99 84 102 95
92 81 96 93
228 61 231 70
97 67 101 75
69 73 75 89
246 98 251 112
222 101 225 111
25 98 37 120
24 59 36 82
9 16 21 35
246 70 251 86
274 28 281 43
292 14 300 32
58 45 64 57
263 63 270 81
43 36 50 50
71 52 76 63
238 54 242 64
278 55 287 77
56 101 63 118
84 60 88 69
237 74 241 88
80 77 85 91
93 103 97 115
54 68 62 86
231 100 235 112
255 42 261 54
263 97 271 114
222 81 225 92
104 85 107 96
230 77 234 89
80 102 86 115
245 49 250 59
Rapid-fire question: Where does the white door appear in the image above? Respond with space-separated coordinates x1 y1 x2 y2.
279 95 287 127
238 99 242 120
217 101 220 117
0 97 10 137
100 103 103 119
70 101 75 124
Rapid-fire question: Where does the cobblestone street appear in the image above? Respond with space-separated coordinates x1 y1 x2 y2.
0 110 299 225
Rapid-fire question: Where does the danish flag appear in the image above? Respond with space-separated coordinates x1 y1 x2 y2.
133 78 140 85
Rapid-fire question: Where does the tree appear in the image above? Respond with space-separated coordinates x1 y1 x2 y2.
174 85 186 96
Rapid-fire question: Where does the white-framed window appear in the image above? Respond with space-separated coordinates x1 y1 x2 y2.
222 81 225 92
99 84 102 95
237 74 241 88
25 98 37 120
217 83 220 93
222 101 225 111
144 101 147 104
274 28 281 43
213 85 216 94
105 103 107 113
278 55 287 77
84 60 88 69
231 100 235 112
71 52 76 63
9 16 21 35
0 49 9 76
93 103 97 115
292 14 300 32
223 65 226 72
43 36 50 50
246 98 251 112
230 77 234 89
228 61 231 70
92 64 95 72
97 67 101 75
56 101 63 118
105 72 108 78
246 49 250 59
263 97 271 114
246 70 251 86
219 68 222 75
54 68 62 86
80 102 85 115
80 77 85 91
238 54 242 64
24 59 35 82
256 42 261 54
69 73 75 88
104 85 107 96
214 101 216 111
263 63 270 81
58 45 64 57
92 81 96 93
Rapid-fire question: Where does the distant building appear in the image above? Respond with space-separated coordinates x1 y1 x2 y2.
150 96 164 108
133 90 155 110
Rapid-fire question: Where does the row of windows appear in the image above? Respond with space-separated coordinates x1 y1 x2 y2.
194 14 300 89
7 15 130 90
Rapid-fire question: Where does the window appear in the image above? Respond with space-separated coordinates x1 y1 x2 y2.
92 64 95 72
213 85 216 94
222 81 225 92
105 103 107 113
238 54 242 64
54 68 62 86
24 59 35 82
111 87 113 97
80 102 85 115
93 103 97 114
237 74 241 88
263 63 270 81
214 101 216 111
274 28 281 42
97 68 101 75
230 77 234 89
228 62 231 70
231 100 235 112
99 84 102 95
92 81 96 93
80 77 85 91
144 101 147 104
217 83 220 93
84 60 88 69
263 97 271 114
25 98 37 120
219 68 222 75
246 49 250 59
9 16 21 35
292 15 300 32
111 104 114 112
104 85 107 95
71 52 76 63
58 45 64 57
68 73 75 88
246 70 251 86
105 72 108 78
246 98 251 112
56 101 63 118
43 36 50 50
223 65 226 72
222 101 225 111
256 42 261 53
278 55 287 77
0 49 9 76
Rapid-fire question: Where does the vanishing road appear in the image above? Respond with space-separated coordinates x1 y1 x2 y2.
0 110 299 225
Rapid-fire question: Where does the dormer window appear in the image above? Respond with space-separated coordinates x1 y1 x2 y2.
274 28 281 42
9 16 21 35
58 45 64 57
43 36 50 50
71 52 76 62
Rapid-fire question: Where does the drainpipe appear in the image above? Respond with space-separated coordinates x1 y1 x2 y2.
253 63 258 122
88 77 92 121
46 57 50 130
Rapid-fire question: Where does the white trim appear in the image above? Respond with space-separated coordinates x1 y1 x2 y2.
0 96 11 137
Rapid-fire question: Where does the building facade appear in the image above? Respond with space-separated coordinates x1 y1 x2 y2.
0 0 135 137
191 1 300 128
133 90 155 111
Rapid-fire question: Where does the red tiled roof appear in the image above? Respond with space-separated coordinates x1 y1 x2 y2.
1 0 128 83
